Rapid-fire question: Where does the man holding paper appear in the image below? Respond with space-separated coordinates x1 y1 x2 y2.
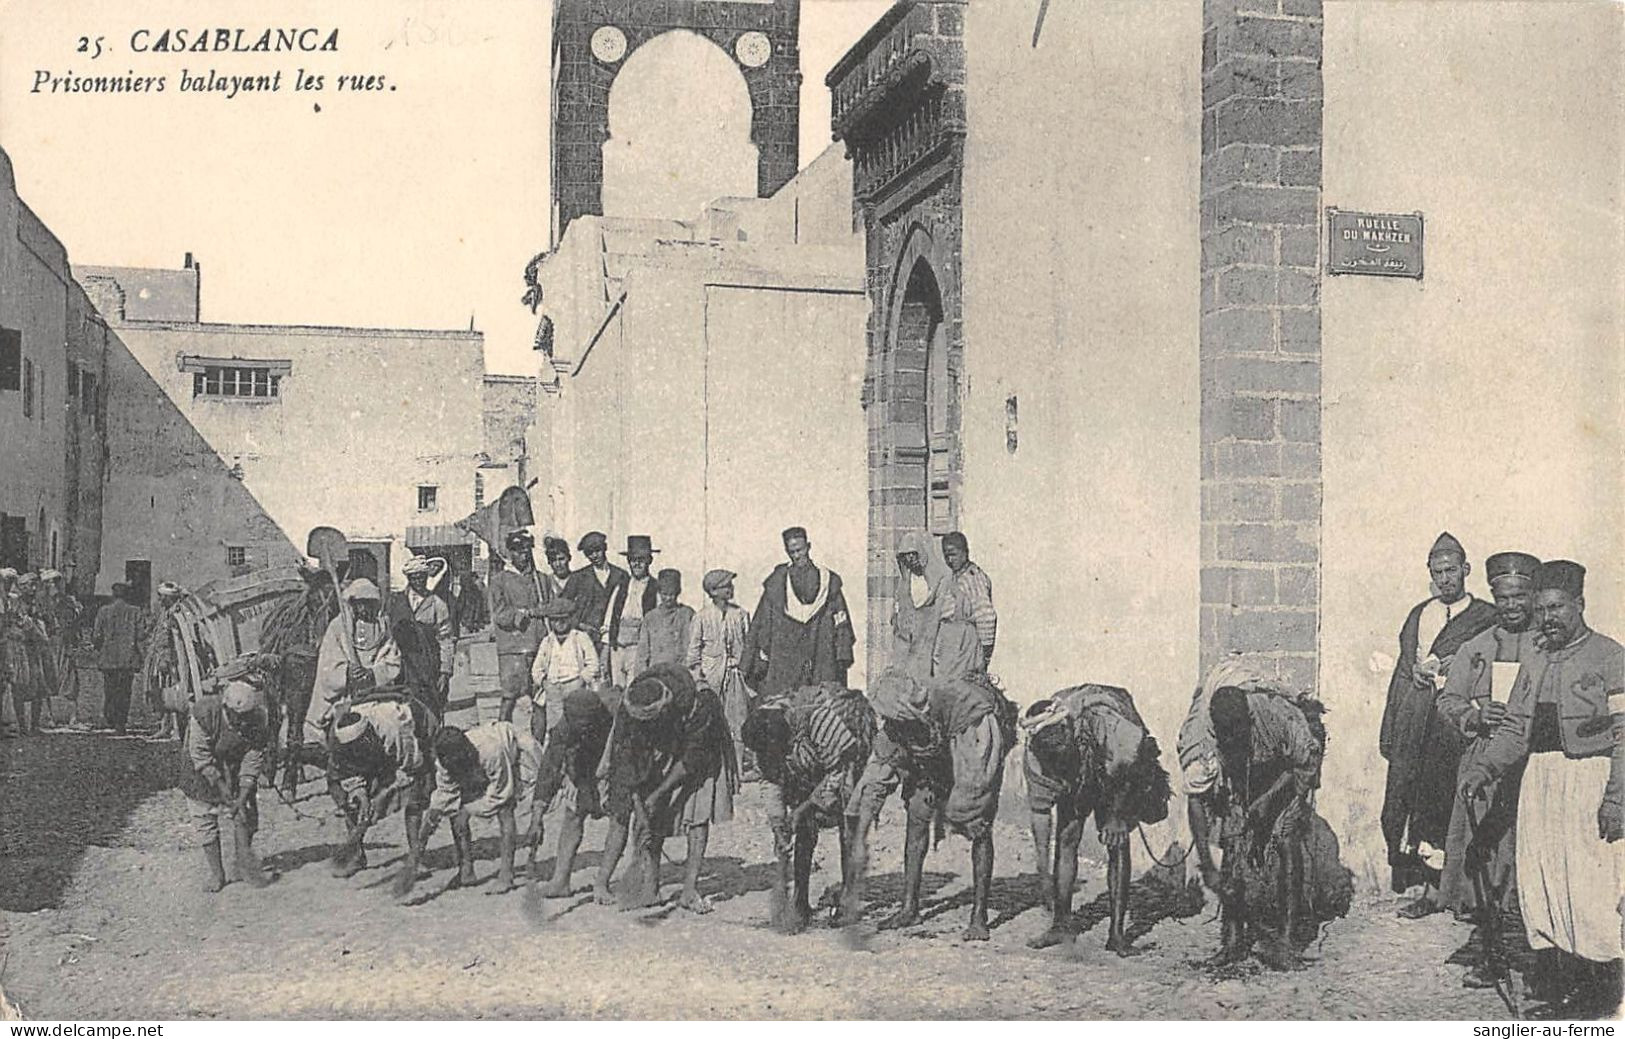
1379 531 1498 911
1436 550 1542 984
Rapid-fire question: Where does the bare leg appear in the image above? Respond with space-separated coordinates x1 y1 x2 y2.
491 807 517 893
964 830 994 942
1029 806 1082 949
1104 841 1138 956
678 825 713 913
1029 807 1056 912
595 818 629 903
787 821 816 932
202 838 227 892
450 812 477 886
539 810 584 896
878 814 929 930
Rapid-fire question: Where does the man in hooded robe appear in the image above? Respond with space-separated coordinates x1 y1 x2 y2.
307 579 401 742
891 532 983 682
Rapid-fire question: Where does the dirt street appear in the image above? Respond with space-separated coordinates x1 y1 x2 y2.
0 727 1546 1020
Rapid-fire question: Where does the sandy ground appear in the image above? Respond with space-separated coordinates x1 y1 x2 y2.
0 714 1558 1021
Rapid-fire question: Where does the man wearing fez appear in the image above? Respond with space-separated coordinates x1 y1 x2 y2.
607 535 660 689
745 527 856 699
563 530 629 662
488 529 553 723
1379 531 1497 913
637 569 694 674
1436 551 1542 984
1463 560 1624 1014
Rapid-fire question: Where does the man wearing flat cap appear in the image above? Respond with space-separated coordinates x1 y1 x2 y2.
744 527 856 699
1379 531 1497 912
563 530 629 663
386 556 454 711
606 535 660 689
687 569 754 761
637 569 694 675
487 529 554 722
1435 551 1542 982
1463 560 1625 1013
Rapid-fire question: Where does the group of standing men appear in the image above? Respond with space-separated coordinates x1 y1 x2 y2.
1379 532 1623 1013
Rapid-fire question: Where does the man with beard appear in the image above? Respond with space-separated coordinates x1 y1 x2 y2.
564 531 629 665
182 673 277 891
845 668 1014 942
741 682 875 932
325 697 434 878
1436 550 1542 987
308 579 401 741
1021 684 1171 955
607 536 659 689
386 557 453 711
1463 560 1624 1015
745 527 856 699
1380 532 1498 913
595 663 736 911
488 529 552 723
411 721 540 896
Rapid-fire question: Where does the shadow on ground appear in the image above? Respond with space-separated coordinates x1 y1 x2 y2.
0 731 182 911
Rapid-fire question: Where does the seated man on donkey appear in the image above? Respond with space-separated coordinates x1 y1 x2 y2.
1021 682 1172 955
843 668 1016 942
741 681 876 932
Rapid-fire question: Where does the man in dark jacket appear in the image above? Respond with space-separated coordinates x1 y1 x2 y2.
563 531 629 662
1379 531 1498 913
744 527 856 698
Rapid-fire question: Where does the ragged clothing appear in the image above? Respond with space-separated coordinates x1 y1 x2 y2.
532 681 613 818
760 684 876 826
1023 684 1171 828
603 663 736 835
854 671 1014 838
329 698 433 818
429 720 541 821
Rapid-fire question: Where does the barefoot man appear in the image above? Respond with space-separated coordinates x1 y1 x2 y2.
846 668 1014 941
412 721 540 896
741 682 875 932
595 662 737 912
1021 683 1172 955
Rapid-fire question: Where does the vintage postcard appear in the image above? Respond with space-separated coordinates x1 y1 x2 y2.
0 0 1620 1023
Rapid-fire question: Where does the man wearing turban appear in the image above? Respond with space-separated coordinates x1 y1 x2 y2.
1380 531 1497 912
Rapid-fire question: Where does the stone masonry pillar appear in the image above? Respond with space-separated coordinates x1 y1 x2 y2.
1199 0 1324 692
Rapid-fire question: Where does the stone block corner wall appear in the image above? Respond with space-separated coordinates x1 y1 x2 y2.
1199 0 1324 693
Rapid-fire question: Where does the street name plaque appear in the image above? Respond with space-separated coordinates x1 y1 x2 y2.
1326 207 1424 280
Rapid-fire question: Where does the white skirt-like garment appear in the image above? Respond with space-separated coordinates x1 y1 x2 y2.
1515 753 1625 962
